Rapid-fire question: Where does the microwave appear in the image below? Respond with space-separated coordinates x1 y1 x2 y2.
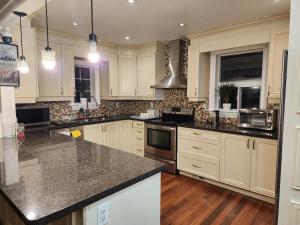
16 106 50 127
238 109 278 131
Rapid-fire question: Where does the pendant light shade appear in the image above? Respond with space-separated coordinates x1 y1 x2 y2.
41 0 56 70
87 0 100 63
13 11 29 74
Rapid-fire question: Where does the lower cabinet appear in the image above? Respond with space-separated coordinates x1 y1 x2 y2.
220 133 277 198
220 134 251 190
177 127 278 198
84 120 144 157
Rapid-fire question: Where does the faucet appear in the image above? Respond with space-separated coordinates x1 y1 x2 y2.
85 96 100 119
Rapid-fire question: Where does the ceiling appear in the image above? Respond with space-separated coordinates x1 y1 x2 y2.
31 0 290 45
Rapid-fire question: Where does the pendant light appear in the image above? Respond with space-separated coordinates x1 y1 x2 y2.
87 0 100 63
41 0 56 70
13 11 29 74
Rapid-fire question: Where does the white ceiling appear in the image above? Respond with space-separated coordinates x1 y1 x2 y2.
31 0 290 45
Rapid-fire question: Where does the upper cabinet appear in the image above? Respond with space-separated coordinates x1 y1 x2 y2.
11 22 38 103
100 43 165 100
36 40 75 101
118 49 138 96
187 43 210 102
267 30 289 103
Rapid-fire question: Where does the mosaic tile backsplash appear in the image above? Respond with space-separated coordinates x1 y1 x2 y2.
33 89 215 122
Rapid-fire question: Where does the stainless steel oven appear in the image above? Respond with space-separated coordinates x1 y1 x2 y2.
145 123 176 160
145 123 177 174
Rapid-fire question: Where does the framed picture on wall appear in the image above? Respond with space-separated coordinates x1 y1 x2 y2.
0 42 20 87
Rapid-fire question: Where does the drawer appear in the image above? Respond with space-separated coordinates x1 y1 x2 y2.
177 152 219 181
178 127 220 142
134 144 144 157
133 121 145 129
134 128 144 138
135 136 144 146
178 136 220 161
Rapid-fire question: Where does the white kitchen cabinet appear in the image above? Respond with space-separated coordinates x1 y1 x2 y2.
220 134 251 190
250 138 277 197
187 44 210 102
36 40 75 101
108 53 119 96
61 44 75 97
120 120 134 152
267 30 289 102
36 40 62 97
11 24 38 103
118 50 138 96
84 124 106 145
137 54 155 97
104 122 120 150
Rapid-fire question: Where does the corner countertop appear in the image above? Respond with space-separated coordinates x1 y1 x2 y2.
0 129 165 225
178 121 278 140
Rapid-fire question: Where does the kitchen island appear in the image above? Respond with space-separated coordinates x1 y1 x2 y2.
0 128 165 225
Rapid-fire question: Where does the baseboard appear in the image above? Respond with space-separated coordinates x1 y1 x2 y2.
179 171 275 204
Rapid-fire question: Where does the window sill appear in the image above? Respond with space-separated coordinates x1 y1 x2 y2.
70 102 98 111
219 109 238 118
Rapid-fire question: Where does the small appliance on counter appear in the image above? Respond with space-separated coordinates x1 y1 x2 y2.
16 106 50 127
131 108 160 120
145 107 194 174
238 109 278 131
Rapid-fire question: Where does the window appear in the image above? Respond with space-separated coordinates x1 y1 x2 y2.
209 45 268 112
74 58 96 103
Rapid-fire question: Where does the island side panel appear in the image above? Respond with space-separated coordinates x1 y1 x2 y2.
84 173 161 225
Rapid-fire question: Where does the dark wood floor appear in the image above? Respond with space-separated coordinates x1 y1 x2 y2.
161 173 274 225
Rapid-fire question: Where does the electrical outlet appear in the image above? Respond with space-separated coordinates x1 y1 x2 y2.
97 202 109 225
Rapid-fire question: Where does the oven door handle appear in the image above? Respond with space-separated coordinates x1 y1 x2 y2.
145 124 176 131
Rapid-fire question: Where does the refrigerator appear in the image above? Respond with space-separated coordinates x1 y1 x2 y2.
274 49 288 224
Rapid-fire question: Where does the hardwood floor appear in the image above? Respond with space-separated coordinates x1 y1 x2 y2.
161 173 274 225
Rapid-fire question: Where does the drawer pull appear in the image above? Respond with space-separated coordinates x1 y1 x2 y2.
136 138 143 141
192 164 202 169
136 131 143 134
193 132 201 135
136 149 142 152
193 146 202 150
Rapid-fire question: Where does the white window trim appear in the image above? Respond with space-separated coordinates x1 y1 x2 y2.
209 44 269 116
71 59 101 111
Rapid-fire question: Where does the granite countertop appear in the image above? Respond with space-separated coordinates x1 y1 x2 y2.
49 115 157 130
178 121 278 140
0 129 165 225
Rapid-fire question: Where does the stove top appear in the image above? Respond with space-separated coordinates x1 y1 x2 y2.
146 107 195 127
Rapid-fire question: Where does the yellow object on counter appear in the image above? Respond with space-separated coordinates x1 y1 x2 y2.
71 130 82 138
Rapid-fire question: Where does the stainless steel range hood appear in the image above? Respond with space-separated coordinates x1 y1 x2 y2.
151 39 187 89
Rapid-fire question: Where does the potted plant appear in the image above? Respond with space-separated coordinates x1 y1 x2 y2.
217 83 236 111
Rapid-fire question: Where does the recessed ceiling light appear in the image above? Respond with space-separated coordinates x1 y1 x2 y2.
179 23 185 27
73 22 78 26
125 36 130 40
128 0 135 4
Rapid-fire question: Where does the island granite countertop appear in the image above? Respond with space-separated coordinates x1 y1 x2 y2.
178 121 278 140
0 128 165 225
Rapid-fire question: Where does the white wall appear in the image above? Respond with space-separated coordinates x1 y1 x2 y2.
278 0 300 224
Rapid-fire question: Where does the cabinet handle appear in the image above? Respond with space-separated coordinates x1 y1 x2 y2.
193 146 202 150
136 138 143 141
134 89 137 96
253 139 256 150
192 164 202 169
247 139 250 149
136 131 143 134
195 88 197 97
193 132 201 135
110 88 112 95
61 87 63 96
136 149 142 152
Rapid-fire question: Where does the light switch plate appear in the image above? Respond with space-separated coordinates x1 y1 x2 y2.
97 202 109 225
